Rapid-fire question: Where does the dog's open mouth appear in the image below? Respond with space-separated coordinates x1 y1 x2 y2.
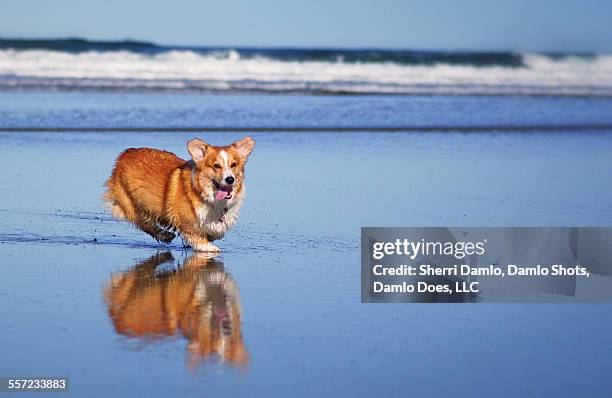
213 180 233 200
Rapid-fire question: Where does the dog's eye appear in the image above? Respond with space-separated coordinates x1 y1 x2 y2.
213 163 221 169
231 162 237 168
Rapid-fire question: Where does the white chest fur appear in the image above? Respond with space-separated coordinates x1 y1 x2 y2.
195 194 243 241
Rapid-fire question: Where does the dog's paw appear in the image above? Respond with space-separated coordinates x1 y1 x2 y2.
193 243 221 253
156 230 176 244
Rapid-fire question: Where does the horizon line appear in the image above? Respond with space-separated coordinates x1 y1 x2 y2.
0 35 607 55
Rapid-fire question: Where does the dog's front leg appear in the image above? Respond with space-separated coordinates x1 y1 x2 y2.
182 231 221 252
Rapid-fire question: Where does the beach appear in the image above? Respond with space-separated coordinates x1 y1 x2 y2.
1 90 612 396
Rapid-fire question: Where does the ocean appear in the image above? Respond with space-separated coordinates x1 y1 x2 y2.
1 37 612 397
1 38 612 96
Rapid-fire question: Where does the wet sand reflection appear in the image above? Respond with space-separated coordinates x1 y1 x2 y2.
104 252 248 368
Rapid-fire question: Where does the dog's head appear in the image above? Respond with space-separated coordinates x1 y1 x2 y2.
187 136 255 203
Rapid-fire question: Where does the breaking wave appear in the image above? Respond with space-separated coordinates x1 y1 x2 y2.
0 38 611 96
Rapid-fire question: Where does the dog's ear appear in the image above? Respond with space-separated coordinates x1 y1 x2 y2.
187 138 209 162
232 136 255 159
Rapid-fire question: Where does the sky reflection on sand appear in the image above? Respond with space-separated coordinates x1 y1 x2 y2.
1 95 612 396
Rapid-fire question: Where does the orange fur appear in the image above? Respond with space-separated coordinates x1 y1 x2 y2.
104 252 248 368
104 137 255 251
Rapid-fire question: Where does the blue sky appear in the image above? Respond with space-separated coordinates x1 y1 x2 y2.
2 0 612 51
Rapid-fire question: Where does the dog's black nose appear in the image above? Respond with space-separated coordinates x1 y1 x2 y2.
225 176 235 185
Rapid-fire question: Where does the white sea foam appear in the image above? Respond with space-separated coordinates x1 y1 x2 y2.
0 49 611 95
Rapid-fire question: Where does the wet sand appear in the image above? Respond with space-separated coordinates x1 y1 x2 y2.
2 94 612 396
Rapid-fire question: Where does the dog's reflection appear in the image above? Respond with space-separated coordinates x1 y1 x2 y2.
104 252 248 368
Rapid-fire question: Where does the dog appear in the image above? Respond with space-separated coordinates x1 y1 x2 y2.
104 136 255 252
104 252 248 368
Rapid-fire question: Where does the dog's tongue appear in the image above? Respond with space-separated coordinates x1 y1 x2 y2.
215 187 232 200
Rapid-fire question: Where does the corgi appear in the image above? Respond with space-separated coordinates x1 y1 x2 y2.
104 136 255 252
104 252 248 368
